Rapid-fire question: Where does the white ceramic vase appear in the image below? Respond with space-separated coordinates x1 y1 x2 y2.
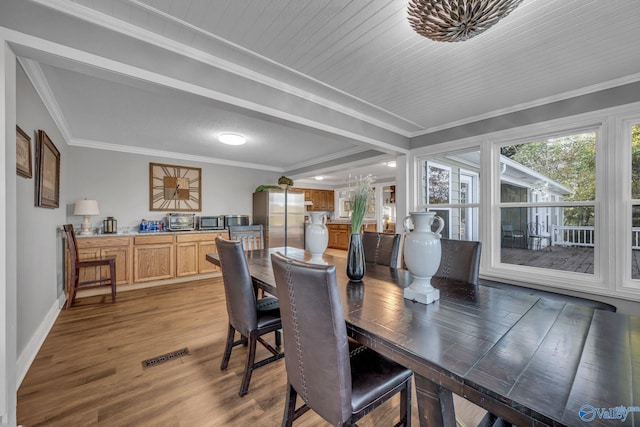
403 211 444 304
306 212 328 264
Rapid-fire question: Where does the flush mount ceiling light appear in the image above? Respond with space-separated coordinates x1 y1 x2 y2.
315 176 324 180
387 161 397 168
407 0 524 42
218 133 246 145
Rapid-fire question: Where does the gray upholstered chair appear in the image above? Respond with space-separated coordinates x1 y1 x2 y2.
361 232 402 268
434 238 482 285
215 237 283 397
271 252 412 427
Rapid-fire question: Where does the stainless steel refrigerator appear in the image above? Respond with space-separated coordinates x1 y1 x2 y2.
252 190 305 249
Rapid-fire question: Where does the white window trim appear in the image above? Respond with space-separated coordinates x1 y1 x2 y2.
490 124 604 290
617 114 640 293
409 100 640 302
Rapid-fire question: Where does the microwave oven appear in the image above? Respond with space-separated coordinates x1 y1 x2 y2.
166 213 196 231
225 215 250 228
199 215 225 230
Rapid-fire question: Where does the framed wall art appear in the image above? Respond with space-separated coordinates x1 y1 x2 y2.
16 125 32 178
149 162 202 211
35 130 60 209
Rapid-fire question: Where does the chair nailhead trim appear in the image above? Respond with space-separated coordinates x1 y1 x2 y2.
285 262 309 402
349 345 367 358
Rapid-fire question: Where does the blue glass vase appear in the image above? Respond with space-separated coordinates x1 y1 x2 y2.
346 232 365 281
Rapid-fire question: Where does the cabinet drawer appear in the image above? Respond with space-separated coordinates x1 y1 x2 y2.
134 234 174 245
78 236 131 248
327 224 348 230
176 232 227 243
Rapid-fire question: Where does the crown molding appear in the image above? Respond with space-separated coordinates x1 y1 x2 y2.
17 57 73 144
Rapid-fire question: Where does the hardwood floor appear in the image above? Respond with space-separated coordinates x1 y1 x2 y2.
17 253 486 426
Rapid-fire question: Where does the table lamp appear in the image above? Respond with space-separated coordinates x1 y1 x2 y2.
74 199 100 236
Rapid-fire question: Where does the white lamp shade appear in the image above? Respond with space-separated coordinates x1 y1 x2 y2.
74 199 100 216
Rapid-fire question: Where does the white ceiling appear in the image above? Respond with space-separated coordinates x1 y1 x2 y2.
9 0 640 186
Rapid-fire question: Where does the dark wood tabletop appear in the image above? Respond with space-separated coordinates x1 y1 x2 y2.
207 247 640 427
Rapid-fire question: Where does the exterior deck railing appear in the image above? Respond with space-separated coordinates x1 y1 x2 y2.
550 225 640 249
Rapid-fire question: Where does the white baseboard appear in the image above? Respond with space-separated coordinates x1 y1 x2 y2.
16 297 62 388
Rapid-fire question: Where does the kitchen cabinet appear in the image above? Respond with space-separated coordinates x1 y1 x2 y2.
363 223 377 233
176 241 198 277
176 232 226 276
327 223 378 250
297 188 335 212
133 234 175 282
314 190 335 211
327 223 350 250
74 236 132 286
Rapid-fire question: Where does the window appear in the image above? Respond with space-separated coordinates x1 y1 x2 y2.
412 107 640 300
498 131 597 274
418 152 480 241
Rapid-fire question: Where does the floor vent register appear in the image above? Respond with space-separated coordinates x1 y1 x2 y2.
141 347 190 369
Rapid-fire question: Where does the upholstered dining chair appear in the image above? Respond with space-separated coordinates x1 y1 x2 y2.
63 224 116 310
228 225 264 251
271 252 412 427
434 238 482 286
215 237 283 397
361 231 402 268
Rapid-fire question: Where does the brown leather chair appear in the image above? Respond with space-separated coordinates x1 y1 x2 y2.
435 238 482 285
63 224 116 310
271 252 412 426
215 237 283 397
361 232 402 268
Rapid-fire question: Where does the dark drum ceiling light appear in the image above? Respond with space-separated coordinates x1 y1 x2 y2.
408 0 524 42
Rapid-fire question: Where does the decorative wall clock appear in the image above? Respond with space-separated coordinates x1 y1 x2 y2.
149 162 201 211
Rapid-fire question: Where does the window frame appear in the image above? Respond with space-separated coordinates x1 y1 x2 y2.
491 126 603 285
618 115 640 291
410 101 640 302
415 149 482 241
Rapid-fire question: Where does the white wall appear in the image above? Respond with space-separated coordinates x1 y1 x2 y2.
1 40 18 427
15 63 67 385
64 147 278 230
14 63 280 391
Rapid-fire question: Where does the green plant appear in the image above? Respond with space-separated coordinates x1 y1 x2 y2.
278 176 294 186
255 184 281 192
348 174 374 234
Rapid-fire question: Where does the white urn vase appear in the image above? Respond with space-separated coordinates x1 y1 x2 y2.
403 211 444 304
306 212 328 264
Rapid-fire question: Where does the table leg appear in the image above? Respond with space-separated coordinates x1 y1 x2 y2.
414 373 456 427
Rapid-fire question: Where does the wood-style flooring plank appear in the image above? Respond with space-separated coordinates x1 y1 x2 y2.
18 270 486 426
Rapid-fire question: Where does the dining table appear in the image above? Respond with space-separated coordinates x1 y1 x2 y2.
206 247 640 427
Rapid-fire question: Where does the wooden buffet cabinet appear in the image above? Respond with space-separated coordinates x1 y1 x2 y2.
73 235 132 286
68 231 227 293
